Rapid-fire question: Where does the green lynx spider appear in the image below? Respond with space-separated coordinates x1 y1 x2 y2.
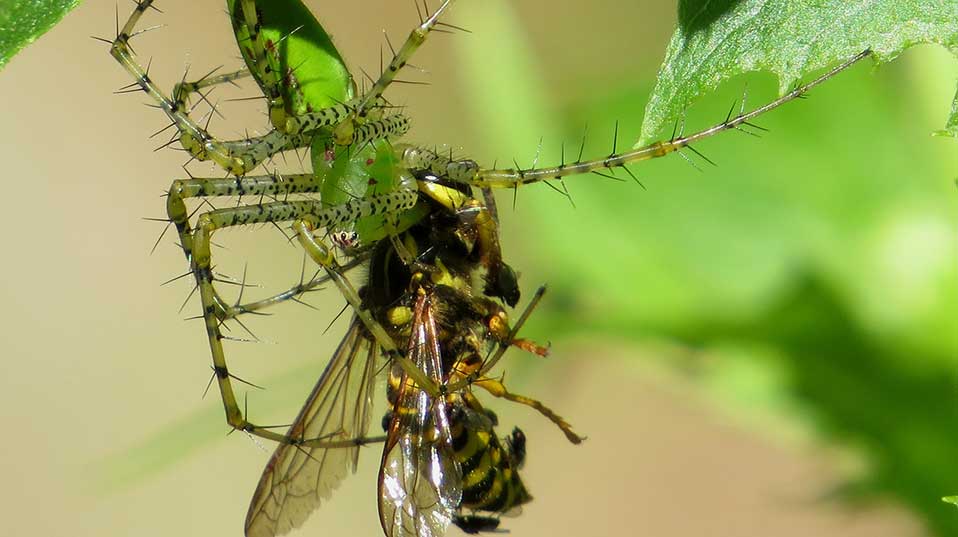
108 0 870 447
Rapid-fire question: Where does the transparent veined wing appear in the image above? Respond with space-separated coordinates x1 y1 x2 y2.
378 292 463 537
246 316 381 537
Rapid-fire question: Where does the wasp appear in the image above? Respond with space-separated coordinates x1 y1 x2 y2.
243 169 582 537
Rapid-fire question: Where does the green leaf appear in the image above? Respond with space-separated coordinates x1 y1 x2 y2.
639 0 958 143
0 0 80 70
944 496 958 507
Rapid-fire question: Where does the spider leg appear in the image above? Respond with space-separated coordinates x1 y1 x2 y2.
233 0 290 128
402 51 871 190
354 0 459 117
110 1 402 175
171 67 251 118
187 189 419 441
292 220 446 399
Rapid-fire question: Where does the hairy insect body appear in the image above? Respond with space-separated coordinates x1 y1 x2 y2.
373 263 536 535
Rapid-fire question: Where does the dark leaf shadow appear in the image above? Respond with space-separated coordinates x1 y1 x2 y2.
678 0 747 35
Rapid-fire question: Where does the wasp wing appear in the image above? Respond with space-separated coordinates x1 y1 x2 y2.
246 316 380 537
378 293 463 537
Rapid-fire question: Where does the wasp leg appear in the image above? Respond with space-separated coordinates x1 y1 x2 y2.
476 286 548 383
186 190 418 441
453 514 502 534
474 377 583 445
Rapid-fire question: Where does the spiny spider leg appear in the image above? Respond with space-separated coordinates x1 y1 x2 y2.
354 0 458 117
172 67 251 118
188 189 419 442
234 0 289 128
165 172 365 322
216 254 369 320
293 220 448 397
403 50 872 189
110 1 402 175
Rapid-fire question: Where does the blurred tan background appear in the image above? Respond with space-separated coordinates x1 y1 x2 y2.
0 1 949 536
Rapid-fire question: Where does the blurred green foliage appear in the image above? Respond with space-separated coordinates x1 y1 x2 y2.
455 1 957 535
0 0 79 70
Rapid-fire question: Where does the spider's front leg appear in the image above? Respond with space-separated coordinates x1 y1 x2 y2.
166 172 361 321
183 189 419 441
354 0 458 118
171 67 251 117
109 1 359 175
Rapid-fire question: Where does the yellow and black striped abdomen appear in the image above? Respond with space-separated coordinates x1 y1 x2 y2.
449 399 531 515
